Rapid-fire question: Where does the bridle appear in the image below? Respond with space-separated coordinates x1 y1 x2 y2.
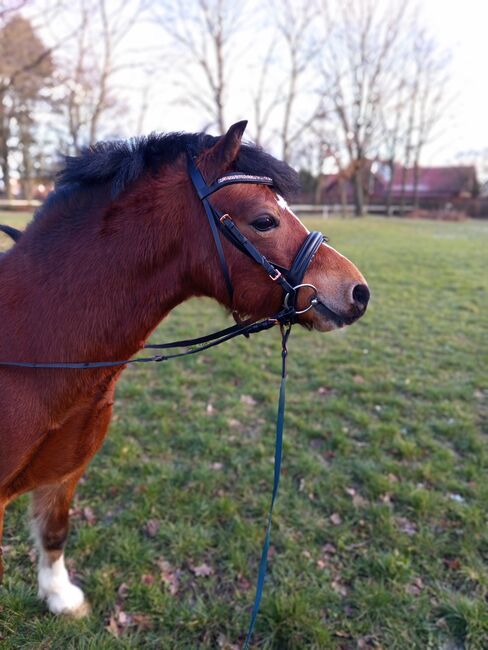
186 150 325 320
0 151 329 648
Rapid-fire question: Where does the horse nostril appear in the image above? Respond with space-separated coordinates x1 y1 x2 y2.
352 283 370 308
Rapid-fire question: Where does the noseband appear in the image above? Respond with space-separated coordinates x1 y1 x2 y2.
187 151 325 320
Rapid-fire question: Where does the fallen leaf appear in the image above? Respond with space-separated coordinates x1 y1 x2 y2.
217 633 240 650
353 493 368 508
353 374 365 384
237 573 252 591
331 579 348 596
82 506 96 525
156 557 179 595
444 557 461 570
317 386 333 396
143 519 160 538
323 543 337 554
117 609 130 626
117 582 129 599
132 613 153 631
206 402 215 414
191 562 214 577
396 517 417 536
405 577 424 596
240 394 257 406
141 574 155 585
330 513 342 526
211 462 223 470
106 615 120 638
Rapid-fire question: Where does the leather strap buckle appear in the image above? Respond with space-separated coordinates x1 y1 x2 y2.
270 269 282 282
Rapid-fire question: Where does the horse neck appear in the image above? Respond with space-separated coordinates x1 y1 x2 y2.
0 178 193 363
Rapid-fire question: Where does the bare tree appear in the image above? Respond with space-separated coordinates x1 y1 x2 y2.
410 31 449 210
154 0 246 134
57 0 150 152
269 0 322 163
318 0 412 215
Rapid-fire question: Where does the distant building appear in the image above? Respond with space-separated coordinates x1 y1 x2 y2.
318 161 478 209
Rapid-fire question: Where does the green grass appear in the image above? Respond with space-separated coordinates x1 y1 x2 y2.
1 215 487 649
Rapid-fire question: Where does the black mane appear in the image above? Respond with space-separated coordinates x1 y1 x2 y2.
55 132 300 200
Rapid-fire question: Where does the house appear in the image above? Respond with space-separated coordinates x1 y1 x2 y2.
318 161 478 210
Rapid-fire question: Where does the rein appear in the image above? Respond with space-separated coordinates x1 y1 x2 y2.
0 151 327 647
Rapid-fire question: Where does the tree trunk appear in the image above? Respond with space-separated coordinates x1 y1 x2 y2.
385 160 395 216
339 177 348 217
0 142 11 200
352 167 364 216
412 159 420 210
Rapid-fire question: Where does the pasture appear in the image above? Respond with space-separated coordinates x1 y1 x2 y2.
0 214 487 649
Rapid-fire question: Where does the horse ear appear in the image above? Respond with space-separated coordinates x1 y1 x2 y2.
202 120 248 179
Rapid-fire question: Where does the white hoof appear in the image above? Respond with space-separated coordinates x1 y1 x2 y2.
38 554 90 617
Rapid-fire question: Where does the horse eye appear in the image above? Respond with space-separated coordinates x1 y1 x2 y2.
251 215 278 231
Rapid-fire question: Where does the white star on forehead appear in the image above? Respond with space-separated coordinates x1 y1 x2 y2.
276 194 288 210
275 194 310 234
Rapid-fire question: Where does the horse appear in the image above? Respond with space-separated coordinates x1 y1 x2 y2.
0 120 369 618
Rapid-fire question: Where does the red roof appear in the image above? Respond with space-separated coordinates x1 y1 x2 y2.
389 165 477 197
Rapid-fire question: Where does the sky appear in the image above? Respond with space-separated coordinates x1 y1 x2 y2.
418 0 488 166
134 0 488 172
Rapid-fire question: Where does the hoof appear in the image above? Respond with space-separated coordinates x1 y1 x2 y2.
40 582 90 618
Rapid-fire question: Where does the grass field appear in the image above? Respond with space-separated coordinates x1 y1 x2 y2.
0 214 487 649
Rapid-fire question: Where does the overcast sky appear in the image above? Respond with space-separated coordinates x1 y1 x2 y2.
418 0 488 165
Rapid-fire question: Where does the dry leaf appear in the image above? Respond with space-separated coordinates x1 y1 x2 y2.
353 494 368 508
323 543 337 554
330 513 342 526
331 580 348 596
143 519 160 538
396 517 417 536
132 613 153 631
353 374 365 384
191 562 214 577
156 557 179 595
106 615 120 638
141 574 155 585
117 582 129 599
82 506 96 525
240 394 257 406
317 386 333 396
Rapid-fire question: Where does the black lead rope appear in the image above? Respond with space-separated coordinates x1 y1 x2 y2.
243 323 291 649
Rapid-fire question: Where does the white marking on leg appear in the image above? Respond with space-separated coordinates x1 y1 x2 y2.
38 552 87 615
32 520 89 617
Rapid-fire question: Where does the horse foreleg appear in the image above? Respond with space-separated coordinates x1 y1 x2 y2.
0 501 4 583
31 475 90 617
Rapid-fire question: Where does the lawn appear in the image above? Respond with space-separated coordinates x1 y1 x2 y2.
0 215 487 649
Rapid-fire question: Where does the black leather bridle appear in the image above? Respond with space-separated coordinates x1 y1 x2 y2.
187 150 325 320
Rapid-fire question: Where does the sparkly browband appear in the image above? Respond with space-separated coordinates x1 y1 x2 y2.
200 172 274 199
